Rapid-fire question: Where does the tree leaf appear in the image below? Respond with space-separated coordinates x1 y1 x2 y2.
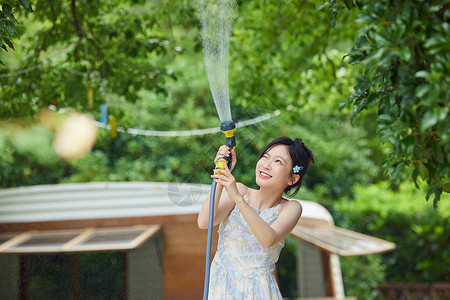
18 0 34 12
354 76 370 94
420 110 438 132
367 92 380 106
398 47 411 61
330 11 337 29
338 101 347 111
339 94 356 111
443 183 450 193
355 98 367 114
378 114 392 122
415 70 430 79
401 136 415 155
426 186 442 208
412 166 420 189
433 190 441 208
418 162 429 181
2 3 12 17
415 83 429 98
2 37 14 50
4 24 16 37
316 2 331 11
343 0 355 9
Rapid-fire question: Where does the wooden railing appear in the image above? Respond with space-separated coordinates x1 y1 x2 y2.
376 283 450 300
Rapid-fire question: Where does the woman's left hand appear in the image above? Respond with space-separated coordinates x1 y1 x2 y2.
211 161 240 200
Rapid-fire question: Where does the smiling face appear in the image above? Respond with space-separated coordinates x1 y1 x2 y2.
255 144 296 191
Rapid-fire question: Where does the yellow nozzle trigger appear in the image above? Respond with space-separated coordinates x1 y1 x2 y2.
221 128 235 138
214 126 236 175
214 158 227 175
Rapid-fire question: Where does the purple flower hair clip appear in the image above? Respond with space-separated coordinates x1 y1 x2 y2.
293 165 303 174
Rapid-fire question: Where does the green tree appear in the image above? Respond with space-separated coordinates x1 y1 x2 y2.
1 0 446 297
1 0 376 199
230 0 360 113
328 0 449 205
335 182 450 285
0 0 33 65
0 0 178 117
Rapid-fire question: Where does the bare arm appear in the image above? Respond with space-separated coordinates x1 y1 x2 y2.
197 146 240 229
236 199 302 247
211 163 302 248
197 182 247 229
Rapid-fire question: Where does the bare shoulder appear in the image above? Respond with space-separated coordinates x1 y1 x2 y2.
281 199 303 216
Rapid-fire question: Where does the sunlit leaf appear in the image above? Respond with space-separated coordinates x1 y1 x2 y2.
418 162 429 181
415 83 429 98
420 111 438 132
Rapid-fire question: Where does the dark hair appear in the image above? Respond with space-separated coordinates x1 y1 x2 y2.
259 136 314 198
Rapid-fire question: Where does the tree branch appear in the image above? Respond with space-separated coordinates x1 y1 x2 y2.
35 2 57 59
71 0 85 51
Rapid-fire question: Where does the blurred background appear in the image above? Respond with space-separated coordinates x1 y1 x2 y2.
0 0 448 299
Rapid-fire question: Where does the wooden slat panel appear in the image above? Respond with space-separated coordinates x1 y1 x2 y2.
291 225 395 256
164 255 205 266
165 265 206 281
164 278 205 290
162 214 218 300
164 286 204 300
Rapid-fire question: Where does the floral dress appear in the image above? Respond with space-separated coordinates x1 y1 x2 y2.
208 195 285 300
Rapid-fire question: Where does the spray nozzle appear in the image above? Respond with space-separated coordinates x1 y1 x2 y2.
214 120 236 174
220 120 236 150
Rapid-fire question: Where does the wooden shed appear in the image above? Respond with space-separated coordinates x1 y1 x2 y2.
0 182 395 299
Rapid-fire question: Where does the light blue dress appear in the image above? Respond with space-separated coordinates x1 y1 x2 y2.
208 195 285 299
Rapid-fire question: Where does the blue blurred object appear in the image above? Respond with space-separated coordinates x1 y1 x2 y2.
100 104 108 124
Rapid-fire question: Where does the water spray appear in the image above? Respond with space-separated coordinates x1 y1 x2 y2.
198 0 237 299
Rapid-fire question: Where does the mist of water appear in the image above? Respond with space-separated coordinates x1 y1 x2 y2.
198 0 237 123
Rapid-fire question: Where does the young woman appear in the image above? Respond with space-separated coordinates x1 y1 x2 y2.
198 137 314 299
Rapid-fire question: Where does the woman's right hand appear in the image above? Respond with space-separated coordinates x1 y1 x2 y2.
214 145 237 172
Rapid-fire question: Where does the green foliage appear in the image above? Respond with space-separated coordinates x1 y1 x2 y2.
1 0 377 198
335 0 450 205
27 254 72 299
340 255 386 300
78 252 125 299
0 121 69 188
25 252 124 299
335 182 450 287
2 0 446 295
276 236 298 298
231 0 360 113
0 0 33 65
284 113 378 202
0 0 178 117
45 44 378 206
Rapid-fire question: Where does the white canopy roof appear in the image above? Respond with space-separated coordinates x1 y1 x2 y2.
0 181 333 224
0 182 394 256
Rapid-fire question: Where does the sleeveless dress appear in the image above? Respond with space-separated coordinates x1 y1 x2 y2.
208 195 285 299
